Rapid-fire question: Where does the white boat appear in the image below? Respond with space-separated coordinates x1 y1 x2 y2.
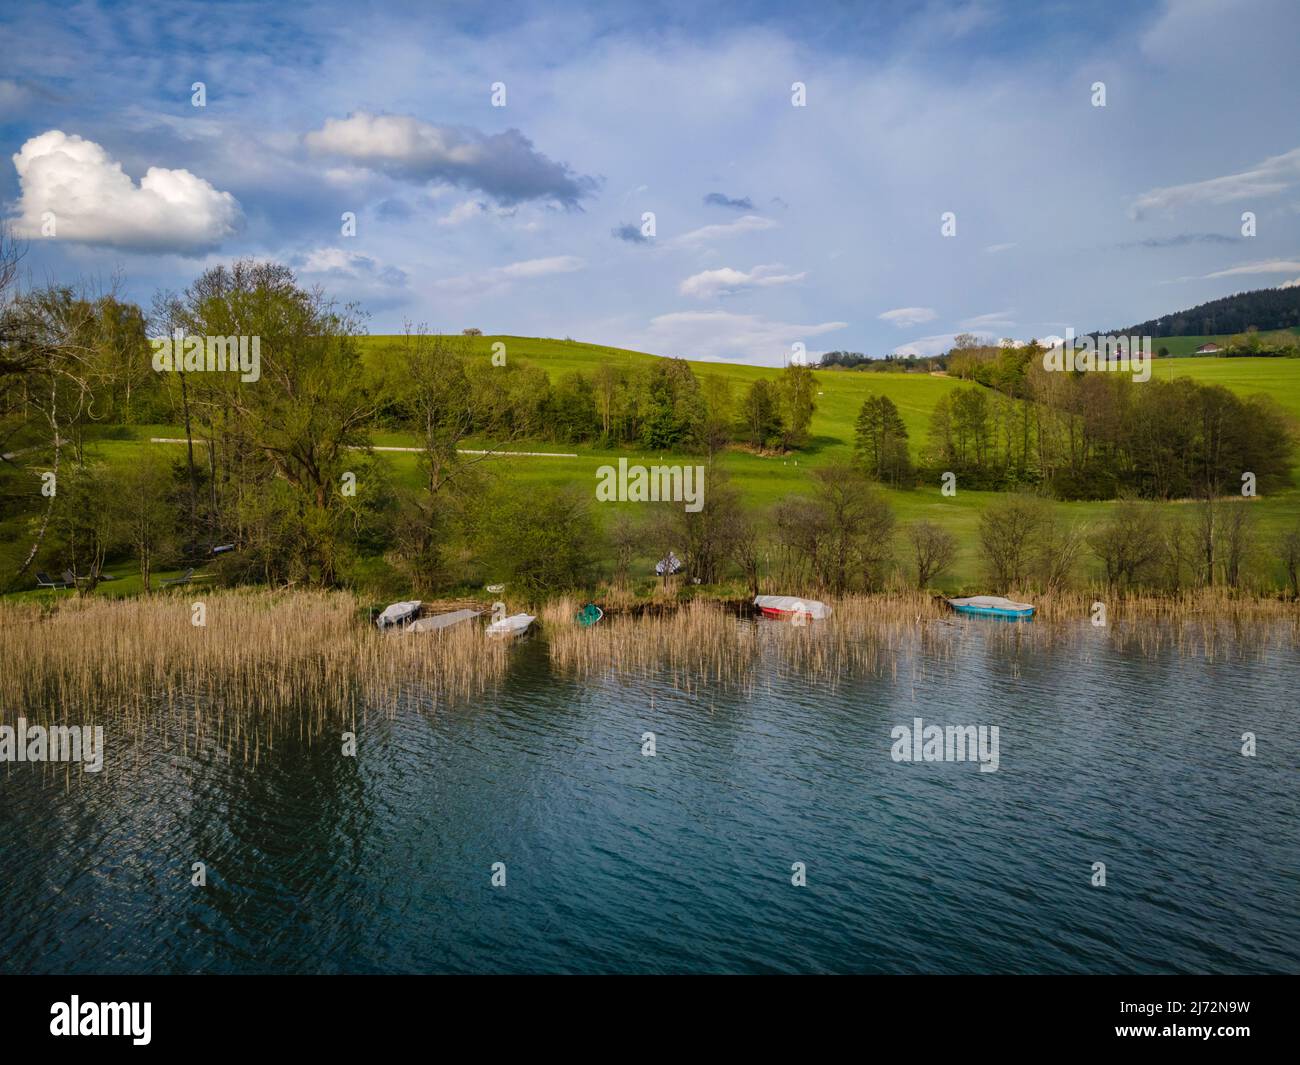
406 608 481 633
376 599 422 629
753 595 832 621
486 613 535 638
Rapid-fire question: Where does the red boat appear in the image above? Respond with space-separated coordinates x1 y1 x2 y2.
753 595 832 622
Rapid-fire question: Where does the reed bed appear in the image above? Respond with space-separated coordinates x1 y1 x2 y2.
0 590 512 754
548 589 1300 693
2 587 1294 756
548 592 949 694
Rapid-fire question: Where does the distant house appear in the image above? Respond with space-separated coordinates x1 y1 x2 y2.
1195 342 1222 354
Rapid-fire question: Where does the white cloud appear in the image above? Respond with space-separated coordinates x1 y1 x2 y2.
1201 258 1300 279
9 130 241 252
1280 277 1300 289
292 247 409 301
679 263 805 298
304 112 596 205
891 333 962 357
670 214 776 247
645 310 846 362
1129 147 1300 218
438 200 488 226
985 242 1017 254
0 78 31 116
434 255 585 294
960 310 1016 330
878 306 937 327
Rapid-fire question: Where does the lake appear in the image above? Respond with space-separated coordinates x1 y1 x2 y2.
1 617 1296 974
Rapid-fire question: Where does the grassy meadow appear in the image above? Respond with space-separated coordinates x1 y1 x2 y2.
6 336 1300 599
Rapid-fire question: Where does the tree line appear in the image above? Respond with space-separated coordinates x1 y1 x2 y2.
853 338 1295 500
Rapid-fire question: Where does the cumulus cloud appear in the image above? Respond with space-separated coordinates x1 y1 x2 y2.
9 130 241 252
679 263 805 298
295 247 407 285
878 306 937 327
1280 277 1300 289
645 310 846 362
703 191 754 210
434 255 585 294
1129 147 1300 218
305 112 597 206
671 214 776 247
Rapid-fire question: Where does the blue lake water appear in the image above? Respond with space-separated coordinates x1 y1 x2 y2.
1 621 1297 973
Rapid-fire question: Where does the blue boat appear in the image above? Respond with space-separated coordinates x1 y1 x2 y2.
946 595 1035 620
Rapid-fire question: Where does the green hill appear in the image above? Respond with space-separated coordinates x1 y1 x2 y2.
1113 284 1300 337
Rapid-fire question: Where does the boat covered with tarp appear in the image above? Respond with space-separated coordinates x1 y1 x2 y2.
406 608 481 633
576 603 604 627
655 552 683 577
486 613 536 638
376 599 422 629
753 595 832 621
946 595 1035 620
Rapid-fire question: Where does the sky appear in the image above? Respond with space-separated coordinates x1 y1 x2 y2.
2 0 1299 364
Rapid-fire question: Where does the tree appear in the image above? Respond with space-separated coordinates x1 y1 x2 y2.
729 503 764 596
640 358 705 451
700 374 733 456
671 472 744 585
47 463 118 593
907 521 957 589
978 495 1047 589
778 363 816 448
739 379 784 450
1220 502 1254 589
476 483 602 596
1091 501 1163 590
165 260 377 585
774 463 894 594
855 394 913 485
108 450 179 593
593 361 621 444
1280 524 1300 597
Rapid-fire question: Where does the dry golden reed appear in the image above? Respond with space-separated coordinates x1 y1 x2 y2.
548 589 1300 693
0 590 511 753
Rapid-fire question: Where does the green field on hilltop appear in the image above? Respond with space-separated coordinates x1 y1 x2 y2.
1144 329 1300 358
358 334 962 459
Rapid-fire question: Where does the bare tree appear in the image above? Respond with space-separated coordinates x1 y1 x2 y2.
1280 525 1300 598
1091 500 1163 590
907 520 957 589
978 495 1047 589
1220 502 1254 589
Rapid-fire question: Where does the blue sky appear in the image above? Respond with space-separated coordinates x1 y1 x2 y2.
2 0 1299 363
